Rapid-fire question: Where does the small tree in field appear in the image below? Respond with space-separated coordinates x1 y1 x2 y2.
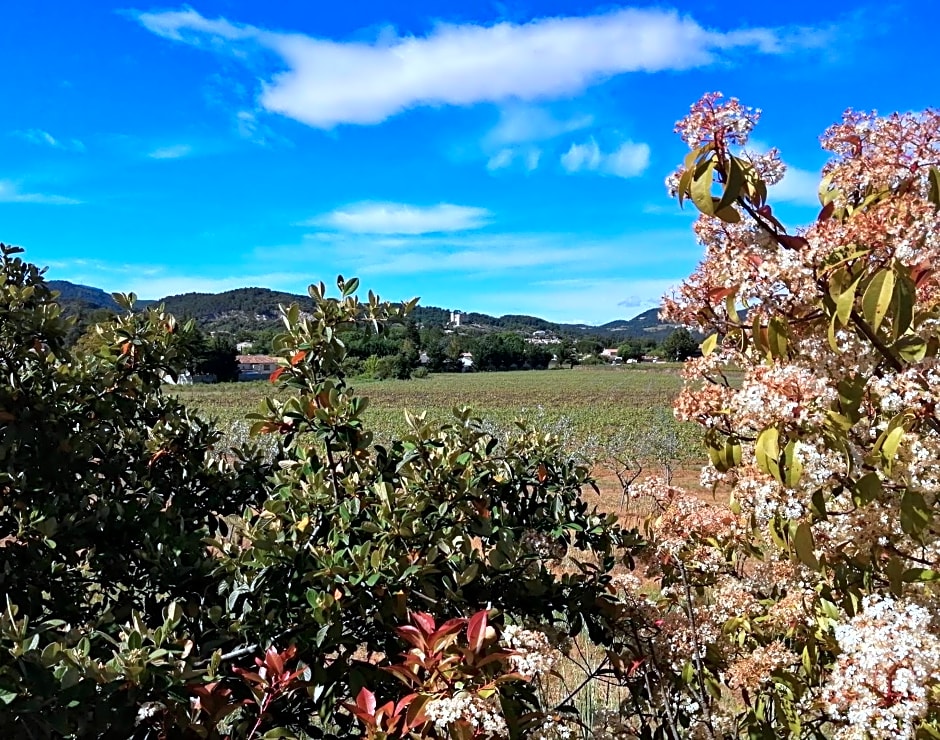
660 328 699 362
610 94 940 738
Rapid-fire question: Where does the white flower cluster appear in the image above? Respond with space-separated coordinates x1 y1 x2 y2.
822 594 940 739
525 713 580 739
500 625 558 678
674 92 761 148
424 692 508 737
520 529 566 560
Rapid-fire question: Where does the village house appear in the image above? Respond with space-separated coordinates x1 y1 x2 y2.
236 354 279 381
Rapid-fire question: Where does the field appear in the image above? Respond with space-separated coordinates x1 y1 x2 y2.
173 364 707 507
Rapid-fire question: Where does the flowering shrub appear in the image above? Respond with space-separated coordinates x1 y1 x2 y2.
618 93 940 737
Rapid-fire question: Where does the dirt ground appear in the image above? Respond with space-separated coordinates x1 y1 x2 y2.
589 463 725 526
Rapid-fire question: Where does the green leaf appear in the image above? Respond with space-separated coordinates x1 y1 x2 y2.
691 159 717 215
900 489 931 537
768 317 789 360
902 567 940 583
880 425 905 473
834 276 860 328
890 272 915 340
700 333 718 356
782 440 803 487
853 473 883 506
862 268 895 333
714 204 741 223
342 277 360 297
886 556 904 597
677 166 694 208
755 427 781 481
717 156 745 212
892 333 927 362
793 522 819 570
928 166 940 208
457 563 479 586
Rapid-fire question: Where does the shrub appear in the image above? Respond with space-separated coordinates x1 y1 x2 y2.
616 94 940 738
0 249 642 737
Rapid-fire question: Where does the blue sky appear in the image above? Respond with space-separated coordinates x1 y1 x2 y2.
1 1 936 324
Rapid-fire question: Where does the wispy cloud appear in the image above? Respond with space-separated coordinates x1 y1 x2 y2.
0 180 81 205
771 165 822 207
310 202 492 235
14 128 85 152
486 105 593 147
132 7 828 128
486 147 541 172
148 144 193 159
482 104 586 173
561 138 650 178
268 226 697 281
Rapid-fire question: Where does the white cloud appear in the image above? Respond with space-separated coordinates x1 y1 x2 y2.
561 139 602 171
0 180 81 205
312 202 492 235
148 144 193 159
270 226 698 283
486 105 593 146
134 8 257 43
605 141 651 178
15 129 85 152
486 149 515 171
561 138 649 178
133 7 822 128
771 165 823 207
235 110 293 147
486 146 541 172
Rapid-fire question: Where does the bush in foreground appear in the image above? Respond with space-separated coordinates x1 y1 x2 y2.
0 246 640 737
624 94 940 737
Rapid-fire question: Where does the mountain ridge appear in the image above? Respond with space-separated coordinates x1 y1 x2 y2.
48 280 685 341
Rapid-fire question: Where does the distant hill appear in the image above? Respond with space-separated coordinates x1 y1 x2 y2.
47 280 692 340
48 280 121 311
599 308 691 341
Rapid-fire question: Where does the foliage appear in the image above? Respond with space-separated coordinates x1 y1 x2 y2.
0 243 272 735
191 331 241 382
0 248 643 737
622 93 940 737
659 328 699 362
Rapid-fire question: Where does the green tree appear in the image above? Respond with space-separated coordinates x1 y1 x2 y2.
617 339 645 361
660 327 698 361
194 335 240 381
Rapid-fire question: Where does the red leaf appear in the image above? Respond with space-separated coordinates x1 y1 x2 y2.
269 366 286 383
466 610 488 654
707 285 736 303
356 686 377 716
396 625 427 650
410 612 436 636
778 234 809 250
340 701 376 727
817 201 835 222
290 350 308 366
537 463 548 483
383 664 421 687
264 646 285 676
432 617 467 644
